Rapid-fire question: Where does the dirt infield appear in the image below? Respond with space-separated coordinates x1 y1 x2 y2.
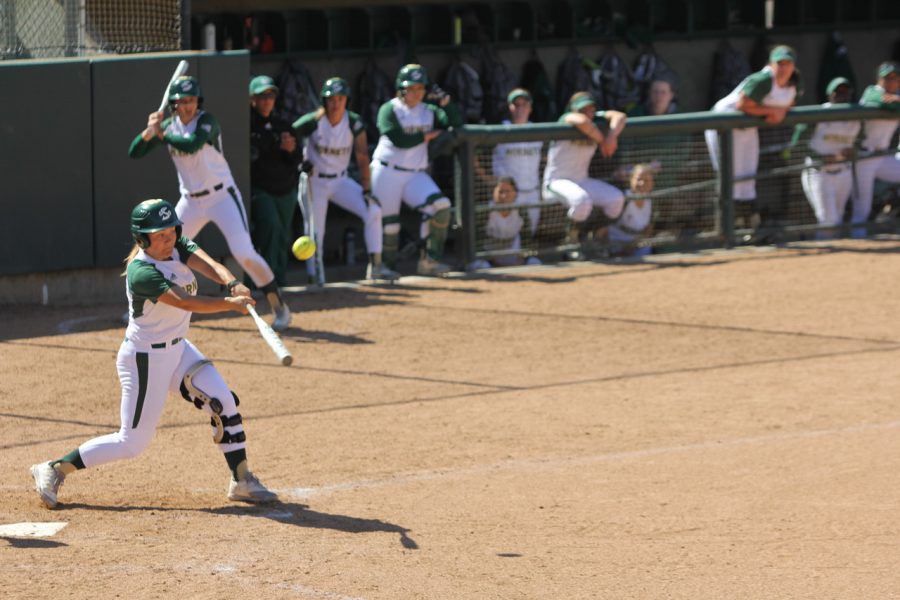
4 240 900 599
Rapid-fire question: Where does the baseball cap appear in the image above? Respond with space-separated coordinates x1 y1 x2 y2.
878 62 899 79
569 93 596 112
249 75 278 96
769 45 797 63
826 77 851 96
507 88 532 104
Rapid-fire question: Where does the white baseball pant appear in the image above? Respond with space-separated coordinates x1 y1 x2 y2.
850 154 900 225
801 159 852 228
705 127 759 200
371 163 448 238
543 177 625 222
307 174 383 258
79 338 244 468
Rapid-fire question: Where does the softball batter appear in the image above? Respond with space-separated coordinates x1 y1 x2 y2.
851 61 900 235
371 64 463 275
705 45 799 228
292 76 399 282
491 88 543 263
799 77 860 237
31 199 277 508
129 75 291 330
542 91 627 247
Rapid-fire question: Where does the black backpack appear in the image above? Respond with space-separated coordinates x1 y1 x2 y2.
632 44 677 107
556 48 592 114
478 44 519 124
709 39 751 106
355 58 394 143
440 54 484 123
588 48 640 112
521 52 557 122
275 58 319 124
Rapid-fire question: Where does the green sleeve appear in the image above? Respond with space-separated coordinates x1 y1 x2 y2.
176 237 198 261
741 71 774 104
429 102 463 128
164 112 218 153
292 111 320 137
128 133 162 158
348 111 366 138
377 101 424 148
860 85 900 111
127 260 171 303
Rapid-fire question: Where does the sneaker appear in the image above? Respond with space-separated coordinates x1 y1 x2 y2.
271 305 291 331
227 471 278 504
366 262 400 281
467 259 492 271
417 256 451 276
31 462 64 509
524 256 542 266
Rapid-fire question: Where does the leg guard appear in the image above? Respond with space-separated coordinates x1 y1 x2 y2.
383 215 401 269
179 360 245 445
421 196 452 261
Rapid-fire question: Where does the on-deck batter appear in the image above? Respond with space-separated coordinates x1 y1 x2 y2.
129 75 291 330
30 199 277 508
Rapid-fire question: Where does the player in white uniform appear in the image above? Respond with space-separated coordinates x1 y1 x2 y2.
30 199 277 509
371 64 463 275
292 77 399 283
129 76 291 331
542 91 627 249
851 61 900 236
705 45 799 228
491 88 543 265
605 164 655 257
797 77 860 238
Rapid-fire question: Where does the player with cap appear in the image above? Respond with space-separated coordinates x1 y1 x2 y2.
851 61 900 236
129 75 292 331
491 88 543 265
542 91 627 256
249 75 302 287
794 77 860 238
705 45 801 233
370 64 463 275
292 76 400 282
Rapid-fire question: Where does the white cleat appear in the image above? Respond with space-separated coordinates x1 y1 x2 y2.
271 305 291 331
416 256 451 276
228 471 278 504
467 259 492 271
524 256 542 266
366 262 400 281
31 462 64 509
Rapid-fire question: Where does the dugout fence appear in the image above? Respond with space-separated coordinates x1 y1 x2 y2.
451 105 900 267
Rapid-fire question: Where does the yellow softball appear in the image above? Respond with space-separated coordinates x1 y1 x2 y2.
292 236 316 261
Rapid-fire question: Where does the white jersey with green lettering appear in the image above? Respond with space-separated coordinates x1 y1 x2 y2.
293 110 364 175
124 237 198 346
492 120 543 192
165 111 233 195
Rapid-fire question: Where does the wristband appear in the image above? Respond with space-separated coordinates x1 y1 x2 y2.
225 279 240 292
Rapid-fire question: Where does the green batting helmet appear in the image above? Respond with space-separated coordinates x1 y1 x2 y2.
131 199 183 249
395 64 429 90
168 75 203 107
321 77 351 103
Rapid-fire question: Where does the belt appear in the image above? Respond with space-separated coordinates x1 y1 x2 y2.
189 183 224 197
316 171 346 179
125 336 182 349
379 160 426 173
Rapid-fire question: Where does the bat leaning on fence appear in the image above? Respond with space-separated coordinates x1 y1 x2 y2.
297 170 326 286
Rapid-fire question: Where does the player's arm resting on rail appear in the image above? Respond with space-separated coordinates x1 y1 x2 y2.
859 86 900 110
163 113 219 153
735 72 790 124
350 112 372 190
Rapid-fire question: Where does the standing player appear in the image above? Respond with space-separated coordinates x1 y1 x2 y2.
851 61 900 235
797 77 860 238
542 91 627 252
491 88 543 265
371 64 463 275
292 76 399 282
249 75 302 287
129 75 291 331
30 199 277 508
705 45 799 231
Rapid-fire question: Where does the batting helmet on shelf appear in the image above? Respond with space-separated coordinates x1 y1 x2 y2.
168 75 203 108
395 64 429 90
321 77 351 103
131 199 183 249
